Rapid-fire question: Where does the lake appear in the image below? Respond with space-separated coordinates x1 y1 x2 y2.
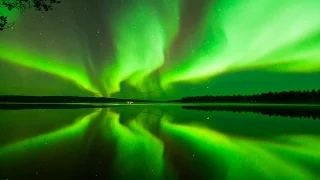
1 104 320 180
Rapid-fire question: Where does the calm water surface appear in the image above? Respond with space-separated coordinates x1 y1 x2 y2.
0 104 320 180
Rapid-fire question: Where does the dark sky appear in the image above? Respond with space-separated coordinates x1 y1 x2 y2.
0 0 320 99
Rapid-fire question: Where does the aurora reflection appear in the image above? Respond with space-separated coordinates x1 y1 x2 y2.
1 106 320 179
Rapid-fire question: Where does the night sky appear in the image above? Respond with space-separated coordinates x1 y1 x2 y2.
0 0 320 100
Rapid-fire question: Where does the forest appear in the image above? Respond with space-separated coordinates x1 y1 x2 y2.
181 89 320 104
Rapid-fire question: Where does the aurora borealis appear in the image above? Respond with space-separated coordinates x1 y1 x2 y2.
1 106 320 179
1 0 320 99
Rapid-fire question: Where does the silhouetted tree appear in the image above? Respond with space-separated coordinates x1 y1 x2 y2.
0 0 60 31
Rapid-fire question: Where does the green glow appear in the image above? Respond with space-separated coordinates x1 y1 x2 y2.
103 110 165 180
0 5 20 23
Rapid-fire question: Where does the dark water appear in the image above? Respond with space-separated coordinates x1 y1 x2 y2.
1 104 320 180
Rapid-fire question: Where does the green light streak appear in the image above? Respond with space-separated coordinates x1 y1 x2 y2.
256 135 320 175
161 0 320 86
0 43 101 96
0 109 101 162
103 0 181 94
104 110 165 180
161 119 317 179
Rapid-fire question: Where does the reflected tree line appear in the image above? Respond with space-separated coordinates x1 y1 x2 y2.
182 105 320 120
181 89 320 104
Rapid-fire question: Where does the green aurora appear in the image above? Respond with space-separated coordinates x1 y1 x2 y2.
0 0 320 99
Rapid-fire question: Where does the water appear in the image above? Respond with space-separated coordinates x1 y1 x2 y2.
1 104 320 180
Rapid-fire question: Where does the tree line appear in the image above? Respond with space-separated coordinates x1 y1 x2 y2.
182 105 320 120
181 89 320 104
